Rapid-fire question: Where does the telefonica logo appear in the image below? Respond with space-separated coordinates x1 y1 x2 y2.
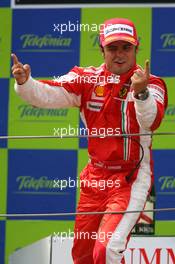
20 34 72 48
165 104 175 116
18 105 68 119
16 176 55 191
90 34 100 47
164 104 175 121
159 176 175 191
160 33 175 48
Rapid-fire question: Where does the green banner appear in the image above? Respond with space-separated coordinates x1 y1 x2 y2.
8 79 79 149
153 77 175 149
0 149 8 216
0 8 12 78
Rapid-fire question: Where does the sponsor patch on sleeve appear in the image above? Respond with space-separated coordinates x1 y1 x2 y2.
148 84 165 104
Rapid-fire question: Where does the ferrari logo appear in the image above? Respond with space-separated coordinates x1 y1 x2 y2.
119 87 127 98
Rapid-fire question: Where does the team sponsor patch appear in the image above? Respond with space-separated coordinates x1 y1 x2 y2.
104 24 134 37
148 84 165 104
91 85 105 101
87 101 103 112
94 86 105 97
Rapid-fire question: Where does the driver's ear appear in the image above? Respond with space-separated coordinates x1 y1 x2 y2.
136 46 139 54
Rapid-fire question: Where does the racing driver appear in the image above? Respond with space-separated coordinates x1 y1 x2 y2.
12 18 168 264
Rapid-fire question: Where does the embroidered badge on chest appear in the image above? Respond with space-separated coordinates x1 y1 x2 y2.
119 86 128 98
94 86 105 97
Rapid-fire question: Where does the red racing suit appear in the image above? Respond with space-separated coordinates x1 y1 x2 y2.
15 63 168 264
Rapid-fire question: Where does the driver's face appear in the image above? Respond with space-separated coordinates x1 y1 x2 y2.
103 41 137 75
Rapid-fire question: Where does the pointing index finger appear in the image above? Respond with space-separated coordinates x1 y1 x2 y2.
144 59 150 78
11 53 19 65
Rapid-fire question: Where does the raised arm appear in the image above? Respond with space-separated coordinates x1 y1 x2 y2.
131 60 168 131
11 54 81 109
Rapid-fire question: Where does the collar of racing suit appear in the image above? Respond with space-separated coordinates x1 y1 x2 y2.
103 62 138 87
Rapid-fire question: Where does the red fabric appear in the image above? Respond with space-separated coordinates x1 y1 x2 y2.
39 64 167 164
72 164 138 264
93 240 106 263
38 65 167 263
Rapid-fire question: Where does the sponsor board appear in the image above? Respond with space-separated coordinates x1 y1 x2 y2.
151 8 175 77
0 149 8 215
0 221 5 264
0 0 10 7
13 0 175 5
7 149 77 220
0 79 9 148
8 79 79 149
153 78 175 149
12 9 80 77
9 236 175 264
53 237 175 264
0 9 11 78
53 236 175 263
125 237 175 264
153 150 175 220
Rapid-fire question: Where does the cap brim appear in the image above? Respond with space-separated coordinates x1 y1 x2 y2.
102 35 138 47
